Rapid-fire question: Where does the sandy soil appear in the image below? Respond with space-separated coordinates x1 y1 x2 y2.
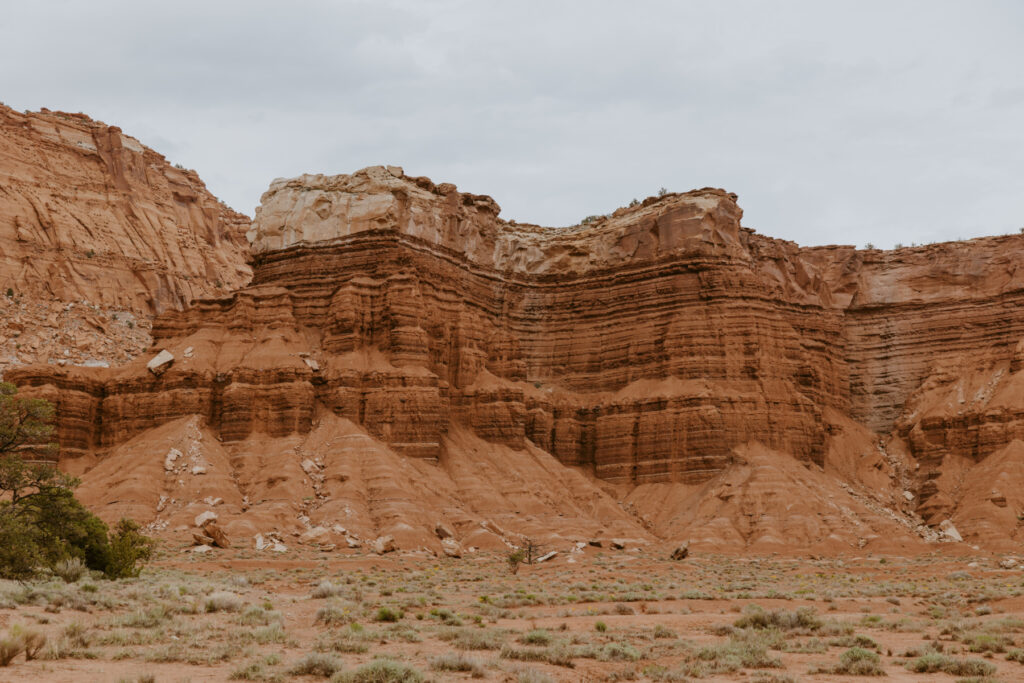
2 545 1023 682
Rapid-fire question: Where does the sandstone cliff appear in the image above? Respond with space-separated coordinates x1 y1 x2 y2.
0 104 251 373
9 165 1024 553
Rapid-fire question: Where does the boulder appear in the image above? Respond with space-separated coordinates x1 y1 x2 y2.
440 538 462 558
300 526 330 543
373 535 397 554
146 349 174 376
536 551 558 563
204 522 231 549
192 531 214 546
163 448 182 472
939 519 963 542
670 542 690 561
610 539 626 550
434 521 455 540
194 511 218 528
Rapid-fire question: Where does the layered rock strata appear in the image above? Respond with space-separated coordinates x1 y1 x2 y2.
0 104 251 372
11 165 1024 549
12 167 851 485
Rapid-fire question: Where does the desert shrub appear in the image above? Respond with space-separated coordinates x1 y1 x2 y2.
643 665 692 681
312 580 343 599
205 591 243 613
430 652 486 677
119 605 170 628
53 556 87 583
507 549 526 575
832 647 884 675
500 643 575 668
331 659 424 682
906 653 996 676
290 652 343 677
595 621 608 632
437 627 506 650
600 642 641 661
653 624 676 638
0 630 24 666
734 606 822 632
694 632 783 674
375 607 401 622
238 605 279 626
965 633 1010 653
520 629 551 645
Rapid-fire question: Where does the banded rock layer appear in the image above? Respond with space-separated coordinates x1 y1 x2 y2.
11 165 1024 549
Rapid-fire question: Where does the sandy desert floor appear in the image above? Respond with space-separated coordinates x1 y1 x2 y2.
2 546 1023 682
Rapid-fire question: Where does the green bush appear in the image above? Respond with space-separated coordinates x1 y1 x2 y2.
375 607 401 622
105 519 155 579
834 647 884 675
0 384 154 581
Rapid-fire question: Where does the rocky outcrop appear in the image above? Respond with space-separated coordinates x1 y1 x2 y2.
0 105 251 374
12 167 849 483
12 164 1024 550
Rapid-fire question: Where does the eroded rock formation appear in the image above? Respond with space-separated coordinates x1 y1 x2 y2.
0 104 251 372
10 164 1024 551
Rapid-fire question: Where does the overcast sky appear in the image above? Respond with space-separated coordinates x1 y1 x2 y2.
3 1 1022 248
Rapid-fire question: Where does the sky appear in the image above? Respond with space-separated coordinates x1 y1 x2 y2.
2 1 1022 248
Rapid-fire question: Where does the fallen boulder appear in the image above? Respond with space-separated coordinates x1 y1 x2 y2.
373 535 397 554
670 541 690 561
204 522 231 549
193 531 214 546
146 349 174 376
940 519 963 543
441 538 462 558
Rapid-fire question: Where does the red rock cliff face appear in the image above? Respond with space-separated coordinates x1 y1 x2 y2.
0 104 251 372
10 167 848 484
10 165 1024 549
